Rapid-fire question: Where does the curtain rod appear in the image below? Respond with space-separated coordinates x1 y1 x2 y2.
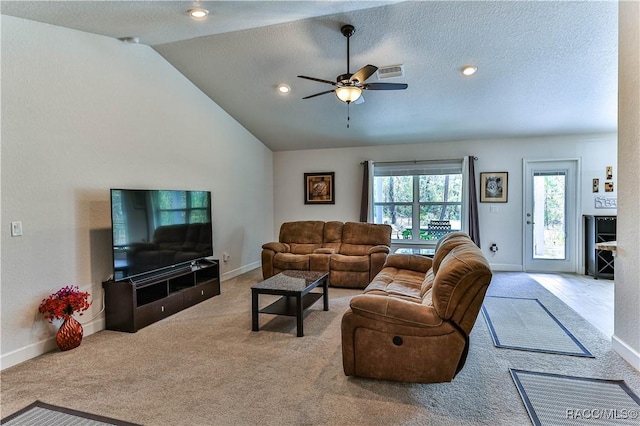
361 156 477 165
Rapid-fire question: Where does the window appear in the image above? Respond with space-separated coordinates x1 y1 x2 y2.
372 160 463 243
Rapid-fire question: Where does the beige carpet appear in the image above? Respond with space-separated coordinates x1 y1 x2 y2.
1 270 638 425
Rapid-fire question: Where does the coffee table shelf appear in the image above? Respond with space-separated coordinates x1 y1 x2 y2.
251 270 329 337
259 293 323 316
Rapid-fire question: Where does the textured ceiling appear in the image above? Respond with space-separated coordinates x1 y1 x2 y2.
1 1 618 152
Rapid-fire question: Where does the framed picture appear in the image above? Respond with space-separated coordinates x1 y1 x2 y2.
304 172 335 204
592 178 599 193
480 172 508 203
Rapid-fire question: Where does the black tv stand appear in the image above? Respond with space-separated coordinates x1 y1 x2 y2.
103 260 220 332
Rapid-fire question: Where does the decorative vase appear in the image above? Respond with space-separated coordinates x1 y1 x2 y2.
56 316 83 351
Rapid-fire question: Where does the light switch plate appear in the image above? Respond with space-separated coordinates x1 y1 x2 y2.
11 221 23 237
490 206 499 213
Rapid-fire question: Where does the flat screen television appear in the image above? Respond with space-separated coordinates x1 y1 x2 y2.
110 189 213 282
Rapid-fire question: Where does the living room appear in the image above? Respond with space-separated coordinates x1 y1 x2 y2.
1 1 639 424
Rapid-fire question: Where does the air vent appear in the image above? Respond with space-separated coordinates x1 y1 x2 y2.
377 64 404 80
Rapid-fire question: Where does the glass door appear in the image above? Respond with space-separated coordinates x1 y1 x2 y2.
524 160 579 272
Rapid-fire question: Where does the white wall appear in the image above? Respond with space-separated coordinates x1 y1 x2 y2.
614 0 640 370
273 133 617 271
1 16 274 368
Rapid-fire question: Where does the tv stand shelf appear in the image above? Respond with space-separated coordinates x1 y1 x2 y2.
103 260 220 332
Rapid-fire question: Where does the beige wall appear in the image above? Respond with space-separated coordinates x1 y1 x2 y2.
274 133 618 271
614 0 640 370
1 16 274 368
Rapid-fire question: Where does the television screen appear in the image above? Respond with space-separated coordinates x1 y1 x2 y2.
110 189 213 281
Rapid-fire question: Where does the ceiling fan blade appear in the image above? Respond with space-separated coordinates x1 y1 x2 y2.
350 65 378 84
302 89 336 100
297 75 338 86
362 82 408 90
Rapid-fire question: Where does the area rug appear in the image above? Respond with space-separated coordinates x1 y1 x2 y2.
510 369 640 426
1 400 140 426
482 295 593 357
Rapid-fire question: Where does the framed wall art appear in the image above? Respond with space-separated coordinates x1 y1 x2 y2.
304 172 335 204
480 172 508 203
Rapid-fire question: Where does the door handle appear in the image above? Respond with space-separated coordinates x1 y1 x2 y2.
527 221 535 225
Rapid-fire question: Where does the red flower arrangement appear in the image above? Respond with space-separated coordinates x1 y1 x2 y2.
38 285 92 322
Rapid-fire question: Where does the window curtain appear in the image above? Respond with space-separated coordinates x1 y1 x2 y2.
360 160 374 222
468 156 481 247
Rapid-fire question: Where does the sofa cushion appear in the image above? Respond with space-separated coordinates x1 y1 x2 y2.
432 232 471 274
273 253 309 271
431 243 491 320
349 294 443 327
339 222 392 256
364 267 424 300
383 254 432 273
330 254 370 272
289 243 322 255
421 269 435 297
279 221 325 244
322 221 343 252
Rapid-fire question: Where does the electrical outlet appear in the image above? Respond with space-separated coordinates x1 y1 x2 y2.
223 252 230 262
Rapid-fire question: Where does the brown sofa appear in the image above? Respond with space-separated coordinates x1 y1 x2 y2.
341 232 492 383
261 221 392 288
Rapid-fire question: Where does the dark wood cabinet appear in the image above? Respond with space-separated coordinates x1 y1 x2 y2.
103 261 220 332
584 216 616 279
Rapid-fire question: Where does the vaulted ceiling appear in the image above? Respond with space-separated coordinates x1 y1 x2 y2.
1 1 618 151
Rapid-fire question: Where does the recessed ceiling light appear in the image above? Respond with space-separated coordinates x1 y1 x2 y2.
187 8 209 19
119 36 140 44
276 84 291 95
461 65 478 76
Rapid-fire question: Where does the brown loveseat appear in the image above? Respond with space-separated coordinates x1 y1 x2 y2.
341 232 492 383
261 221 392 288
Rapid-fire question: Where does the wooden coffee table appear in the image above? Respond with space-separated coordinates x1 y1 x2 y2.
251 270 329 337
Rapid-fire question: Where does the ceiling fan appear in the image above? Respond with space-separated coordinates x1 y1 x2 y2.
298 24 408 104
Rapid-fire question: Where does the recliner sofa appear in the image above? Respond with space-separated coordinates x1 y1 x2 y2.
261 221 392 288
341 232 492 383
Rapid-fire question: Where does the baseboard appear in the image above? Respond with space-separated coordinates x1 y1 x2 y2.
612 335 640 371
2 261 266 371
0 316 105 371
221 261 261 281
489 263 523 272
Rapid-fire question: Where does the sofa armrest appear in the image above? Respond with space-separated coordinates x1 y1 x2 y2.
313 247 336 254
349 294 442 327
383 254 433 273
368 245 390 255
261 242 290 253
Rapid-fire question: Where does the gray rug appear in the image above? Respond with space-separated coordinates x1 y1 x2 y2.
0 401 140 426
510 369 640 426
482 296 593 357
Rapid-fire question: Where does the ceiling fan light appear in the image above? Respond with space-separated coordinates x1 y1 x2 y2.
335 86 362 103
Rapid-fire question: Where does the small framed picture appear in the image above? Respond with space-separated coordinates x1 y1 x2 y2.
605 181 614 192
592 178 599 193
480 172 508 203
304 172 335 204
606 166 613 180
